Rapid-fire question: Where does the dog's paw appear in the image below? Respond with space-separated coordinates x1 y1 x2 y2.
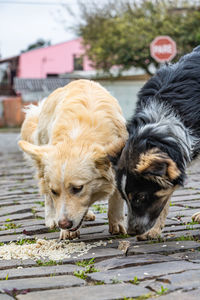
45 218 57 229
192 211 200 223
59 229 80 240
84 210 96 221
137 228 161 241
109 221 127 235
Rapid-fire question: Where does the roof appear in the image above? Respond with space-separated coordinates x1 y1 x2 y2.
14 78 74 93
0 56 19 64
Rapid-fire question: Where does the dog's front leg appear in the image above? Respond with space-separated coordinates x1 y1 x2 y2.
192 211 200 223
45 194 57 229
59 229 80 240
137 199 170 241
108 188 126 235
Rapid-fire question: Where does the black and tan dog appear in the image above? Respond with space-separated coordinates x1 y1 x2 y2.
114 46 200 240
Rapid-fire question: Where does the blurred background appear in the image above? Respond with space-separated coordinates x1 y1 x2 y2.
0 0 200 127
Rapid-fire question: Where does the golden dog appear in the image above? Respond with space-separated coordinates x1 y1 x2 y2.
18 80 128 239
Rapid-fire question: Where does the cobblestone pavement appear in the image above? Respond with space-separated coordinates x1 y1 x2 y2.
0 133 200 300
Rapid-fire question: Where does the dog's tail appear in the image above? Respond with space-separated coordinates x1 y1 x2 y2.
21 99 46 144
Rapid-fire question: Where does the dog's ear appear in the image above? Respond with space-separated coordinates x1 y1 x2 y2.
136 148 180 181
95 155 111 172
92 144 111 175
18 140 51 163
142 161 167 177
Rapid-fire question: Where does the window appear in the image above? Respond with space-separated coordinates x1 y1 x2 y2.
73 55 83 71
47 74 59 77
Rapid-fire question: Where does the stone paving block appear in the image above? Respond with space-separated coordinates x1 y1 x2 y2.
163 229 200 240
0 294 13 300
172 194 200 202
169 250 200 262
0 225 47 237
0 204 37 217
127 240 200 255
0 234 36 244
163 223 200 232
17 283 149 300
87 260 200 283
0 275 84 293
61 247 123 264
154 269 200 291
0 259 37 270
173 200 200 208
173 189 200 196
169 208 200 218
0 264 83 280
155 288 200 300
0 213 34 224
94 254 179 271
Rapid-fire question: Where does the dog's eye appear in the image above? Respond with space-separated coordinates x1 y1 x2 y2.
71 185 83 194
137 193 146 201
51 189 59 196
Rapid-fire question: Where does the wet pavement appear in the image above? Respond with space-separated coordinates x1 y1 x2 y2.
0 132 200 300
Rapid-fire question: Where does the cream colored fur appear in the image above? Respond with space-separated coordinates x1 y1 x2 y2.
19 80 128 239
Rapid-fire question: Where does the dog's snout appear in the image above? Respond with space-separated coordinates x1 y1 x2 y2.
127 225 143 236
58 218 73 229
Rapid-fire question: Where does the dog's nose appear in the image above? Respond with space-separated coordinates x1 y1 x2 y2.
127 225 141 236
58 219 73 229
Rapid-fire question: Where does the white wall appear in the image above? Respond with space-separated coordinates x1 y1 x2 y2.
100 80 145 120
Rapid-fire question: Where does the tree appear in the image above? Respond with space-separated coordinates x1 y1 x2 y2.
21 39 51 53
65 0 200 75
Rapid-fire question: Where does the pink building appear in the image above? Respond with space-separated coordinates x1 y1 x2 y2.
18 38 93 78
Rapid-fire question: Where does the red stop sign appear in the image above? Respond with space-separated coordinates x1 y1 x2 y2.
150 36 177 63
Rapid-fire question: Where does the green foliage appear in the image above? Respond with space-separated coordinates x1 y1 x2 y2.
74 263 99 280
92 204 107 213
36 259 62 266
0 222 21 231
66 0 200 75
74 258 99 279
21 38 51 53
129 276 140 285
74 269 87 280
175 235 195 241
111 276 122 284
76 257 95 267
35 201 45 207
133 294 153 300
15 238 36 245
156 285 168 295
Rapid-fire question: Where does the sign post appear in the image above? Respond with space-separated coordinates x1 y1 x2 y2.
150 36 177 63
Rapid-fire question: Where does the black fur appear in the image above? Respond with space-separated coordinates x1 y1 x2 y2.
114 47 200 237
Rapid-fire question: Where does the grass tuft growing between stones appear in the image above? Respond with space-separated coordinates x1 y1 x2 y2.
129 276 140 285
36 259 62 266
15 238 36 245
74 259 99 280
34 201 45 207
155 285 168 295
0 222 21 231
76 257 95 267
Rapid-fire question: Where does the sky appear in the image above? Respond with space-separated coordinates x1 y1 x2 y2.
0 0 80 59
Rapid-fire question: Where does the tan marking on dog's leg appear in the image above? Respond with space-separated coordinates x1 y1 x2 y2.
84 210 96 221
108 188 126 235
192 211 200 223
137 199 170 241
45 194 57 229
59 229 80 240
